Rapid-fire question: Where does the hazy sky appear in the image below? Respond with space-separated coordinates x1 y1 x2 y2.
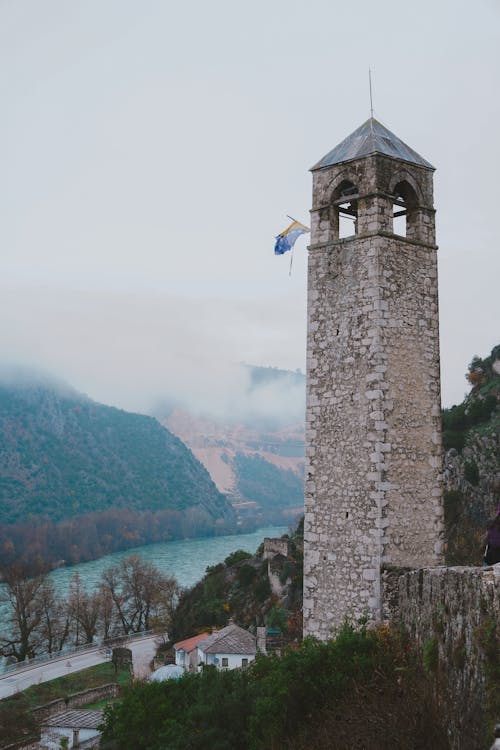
1 0 499 413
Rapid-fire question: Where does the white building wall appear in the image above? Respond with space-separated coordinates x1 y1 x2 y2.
175 649 186 668
197 649 255 670
40 727 99 749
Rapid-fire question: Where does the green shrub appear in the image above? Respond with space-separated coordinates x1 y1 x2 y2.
237 564 257 586
464 459 480 486
265 605 289 632
278 560 295 585
224 550 252 567
101 624 452 750
442 429 465 452
253 575 271 603
444 490 464 525
423 637 439 674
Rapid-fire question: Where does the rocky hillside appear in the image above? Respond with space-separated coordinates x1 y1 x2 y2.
0 372 235 570
170 518 303 643
443 345 500 564
161 366 305 527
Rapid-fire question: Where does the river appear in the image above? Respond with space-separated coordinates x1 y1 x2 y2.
45 524 289 595
1 525 288 603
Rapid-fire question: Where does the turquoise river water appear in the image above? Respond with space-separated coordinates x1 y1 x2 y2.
1 525 288 602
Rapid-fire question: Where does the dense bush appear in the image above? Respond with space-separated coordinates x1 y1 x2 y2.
464 459 480 486
101 625 448 750
225 550 253 567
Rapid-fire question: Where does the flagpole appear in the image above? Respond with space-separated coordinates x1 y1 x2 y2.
289 247 294 277
369 68 374 118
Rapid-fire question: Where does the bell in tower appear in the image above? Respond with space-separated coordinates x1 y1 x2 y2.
303 117 444 640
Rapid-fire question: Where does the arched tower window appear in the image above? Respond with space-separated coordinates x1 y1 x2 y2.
392 180 419 239
333 180 358 239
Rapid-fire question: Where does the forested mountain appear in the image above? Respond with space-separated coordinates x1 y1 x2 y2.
0 373 235 571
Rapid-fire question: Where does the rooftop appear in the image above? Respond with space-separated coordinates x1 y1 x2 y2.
173 632 211 653
43 710 103 730
312 117 434 171
197 622 257 655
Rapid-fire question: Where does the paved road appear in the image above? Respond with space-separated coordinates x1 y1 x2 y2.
0 635 158 699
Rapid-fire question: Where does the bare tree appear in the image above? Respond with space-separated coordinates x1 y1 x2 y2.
98 582 115 641
0 564 47 662
100 555 179 636
68 572 101 645
38 579 70 655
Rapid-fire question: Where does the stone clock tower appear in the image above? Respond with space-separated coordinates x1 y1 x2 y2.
303 118 444 640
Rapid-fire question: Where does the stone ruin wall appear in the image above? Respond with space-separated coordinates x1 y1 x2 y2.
264 538 290 597
263 537 289 560
387 566 500 750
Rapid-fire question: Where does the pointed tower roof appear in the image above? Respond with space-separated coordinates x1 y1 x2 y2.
312 118 434 171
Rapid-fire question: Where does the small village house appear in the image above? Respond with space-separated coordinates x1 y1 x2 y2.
173 632 210 672
40 709 103 749
195 621 265 671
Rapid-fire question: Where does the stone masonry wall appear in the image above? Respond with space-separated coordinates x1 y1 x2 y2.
393 567 500 750
303 231 443 639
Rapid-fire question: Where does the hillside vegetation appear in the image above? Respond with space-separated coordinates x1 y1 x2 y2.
170 520 303 642
0 374 235 571
442 345 500 564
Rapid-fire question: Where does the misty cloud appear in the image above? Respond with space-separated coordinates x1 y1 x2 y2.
0 283 306 421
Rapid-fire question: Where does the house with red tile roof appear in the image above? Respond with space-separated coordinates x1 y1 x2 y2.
173 632 210 672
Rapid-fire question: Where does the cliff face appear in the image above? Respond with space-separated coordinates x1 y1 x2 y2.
442 345 500 564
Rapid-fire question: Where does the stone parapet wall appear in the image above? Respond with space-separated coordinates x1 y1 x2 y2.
32 683 119 723
393 566 500 750
3 740 39 750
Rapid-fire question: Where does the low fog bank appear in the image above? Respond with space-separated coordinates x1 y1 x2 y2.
0 284 307 424
0 363 78 395
153 364 306 428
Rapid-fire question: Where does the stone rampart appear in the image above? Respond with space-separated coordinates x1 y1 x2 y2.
392 566 500 750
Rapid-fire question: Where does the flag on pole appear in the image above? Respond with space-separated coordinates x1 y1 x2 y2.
274 220 310 255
